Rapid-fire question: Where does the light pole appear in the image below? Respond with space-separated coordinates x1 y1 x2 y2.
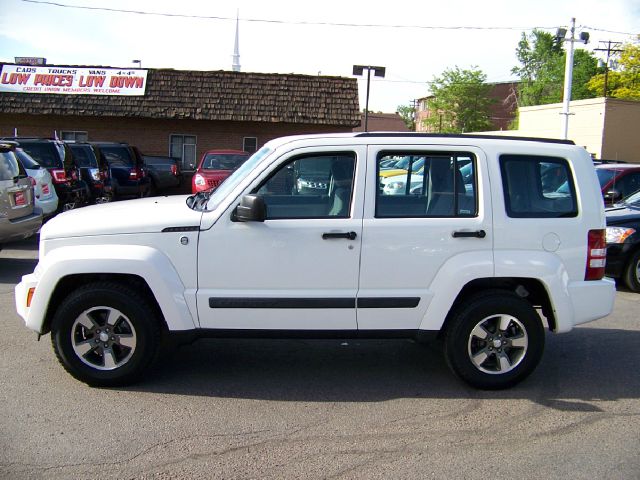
132 59 142 69
557 18 589 139
353 65 386 132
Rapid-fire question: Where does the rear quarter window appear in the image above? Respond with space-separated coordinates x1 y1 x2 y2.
0 151 21 181
500 155 578 218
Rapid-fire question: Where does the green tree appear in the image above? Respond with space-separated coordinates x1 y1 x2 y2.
396 104 416 131
588 41 640 99
512 30 601 106
423 67 494 133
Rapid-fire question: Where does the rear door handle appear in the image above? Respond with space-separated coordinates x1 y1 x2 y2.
452 230 486 238
322 231 357 240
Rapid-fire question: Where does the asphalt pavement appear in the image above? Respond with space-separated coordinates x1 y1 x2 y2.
1 236 639 479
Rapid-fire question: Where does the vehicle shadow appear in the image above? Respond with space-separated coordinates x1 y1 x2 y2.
0 258 38 284
125 327 640 409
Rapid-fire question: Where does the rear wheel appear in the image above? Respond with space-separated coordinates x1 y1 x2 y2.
444 291 544 389
623 250 640 292
51 282 161 387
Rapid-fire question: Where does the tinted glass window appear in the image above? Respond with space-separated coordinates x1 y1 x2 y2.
18 142 61 169
98 146 134 166
70 145 98 168
255 153 356 219
0 151 21 181
376 152 476 218
202 154 249 170
500 155 577 218
596 169 616 188
15 150 41 170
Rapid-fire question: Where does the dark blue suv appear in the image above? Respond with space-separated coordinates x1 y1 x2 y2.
90 142 151 199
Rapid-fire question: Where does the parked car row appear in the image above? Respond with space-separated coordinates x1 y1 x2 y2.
0 137 184 249
0 142 43 250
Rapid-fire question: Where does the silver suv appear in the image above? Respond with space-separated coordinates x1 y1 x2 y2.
0 142 42 249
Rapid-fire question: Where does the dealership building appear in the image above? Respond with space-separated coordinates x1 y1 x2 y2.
0 63 361 171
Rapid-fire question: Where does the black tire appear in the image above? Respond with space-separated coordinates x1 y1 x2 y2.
443 291 544 390
623 250 640 293
51 282 161 387
148 180 157 197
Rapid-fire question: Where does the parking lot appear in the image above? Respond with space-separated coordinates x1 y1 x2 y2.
1 236 639 479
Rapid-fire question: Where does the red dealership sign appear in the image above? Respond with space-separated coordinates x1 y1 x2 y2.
0 65 148 96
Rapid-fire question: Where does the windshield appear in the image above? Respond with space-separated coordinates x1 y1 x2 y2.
200 146 272 211
15 149 41 169
621 189 640 206
70 145 98 168
596 169 617 188
98 146 135 166
18 142 61 169
202 153 249 170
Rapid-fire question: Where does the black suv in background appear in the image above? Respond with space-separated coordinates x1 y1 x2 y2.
2 137 89 211
90 142 151 199
66 142 111 204
142 155 182 195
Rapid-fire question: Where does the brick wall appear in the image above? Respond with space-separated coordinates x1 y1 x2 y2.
0 113 349 165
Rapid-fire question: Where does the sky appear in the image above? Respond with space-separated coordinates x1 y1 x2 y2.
0 0 639 112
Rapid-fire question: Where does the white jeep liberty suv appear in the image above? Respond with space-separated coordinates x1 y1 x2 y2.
15 133 616 389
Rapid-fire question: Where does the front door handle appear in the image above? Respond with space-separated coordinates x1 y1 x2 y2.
452 230 486 238
322 231 357 240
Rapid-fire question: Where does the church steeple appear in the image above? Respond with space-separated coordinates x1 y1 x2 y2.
232 10 241 72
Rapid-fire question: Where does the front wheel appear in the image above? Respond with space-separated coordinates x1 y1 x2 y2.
51 282 161 387
443 291 544 390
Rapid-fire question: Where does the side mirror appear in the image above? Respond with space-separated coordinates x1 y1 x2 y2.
232 194 266 222
604 189 622 203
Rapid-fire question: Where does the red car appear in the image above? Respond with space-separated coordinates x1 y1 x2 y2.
596 163 640 205
192 149 250 194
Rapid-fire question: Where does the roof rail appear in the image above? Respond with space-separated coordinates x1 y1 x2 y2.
354 132 576 145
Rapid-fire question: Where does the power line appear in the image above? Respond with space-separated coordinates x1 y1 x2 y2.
22 0 564 32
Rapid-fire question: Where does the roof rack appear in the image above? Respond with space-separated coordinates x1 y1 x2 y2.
354 132 576 145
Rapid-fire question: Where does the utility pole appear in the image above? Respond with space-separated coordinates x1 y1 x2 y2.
410 98 418 131
594 41 623 97
557 18 590 140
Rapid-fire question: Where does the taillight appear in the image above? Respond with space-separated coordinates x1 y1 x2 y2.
51 169 67 184
29 177 36 187
129 167 144 180
171 164 178 176
585 229 607 280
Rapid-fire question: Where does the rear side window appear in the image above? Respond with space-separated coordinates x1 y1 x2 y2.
376 152 477 218
500 155 577 218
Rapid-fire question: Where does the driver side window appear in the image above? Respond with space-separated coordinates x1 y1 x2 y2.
256 152 356 219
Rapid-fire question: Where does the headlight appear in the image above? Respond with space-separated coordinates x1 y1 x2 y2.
606 226 635 244
194 174 205 186
386 182 405 190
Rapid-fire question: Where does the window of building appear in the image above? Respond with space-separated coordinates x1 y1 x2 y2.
243 137 258 154
170 134 197 171
500 155 577 218
255 152 356 219
60 131 88 142
376 152 477 218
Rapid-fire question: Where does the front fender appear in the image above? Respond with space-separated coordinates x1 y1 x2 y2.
17 244 196 334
